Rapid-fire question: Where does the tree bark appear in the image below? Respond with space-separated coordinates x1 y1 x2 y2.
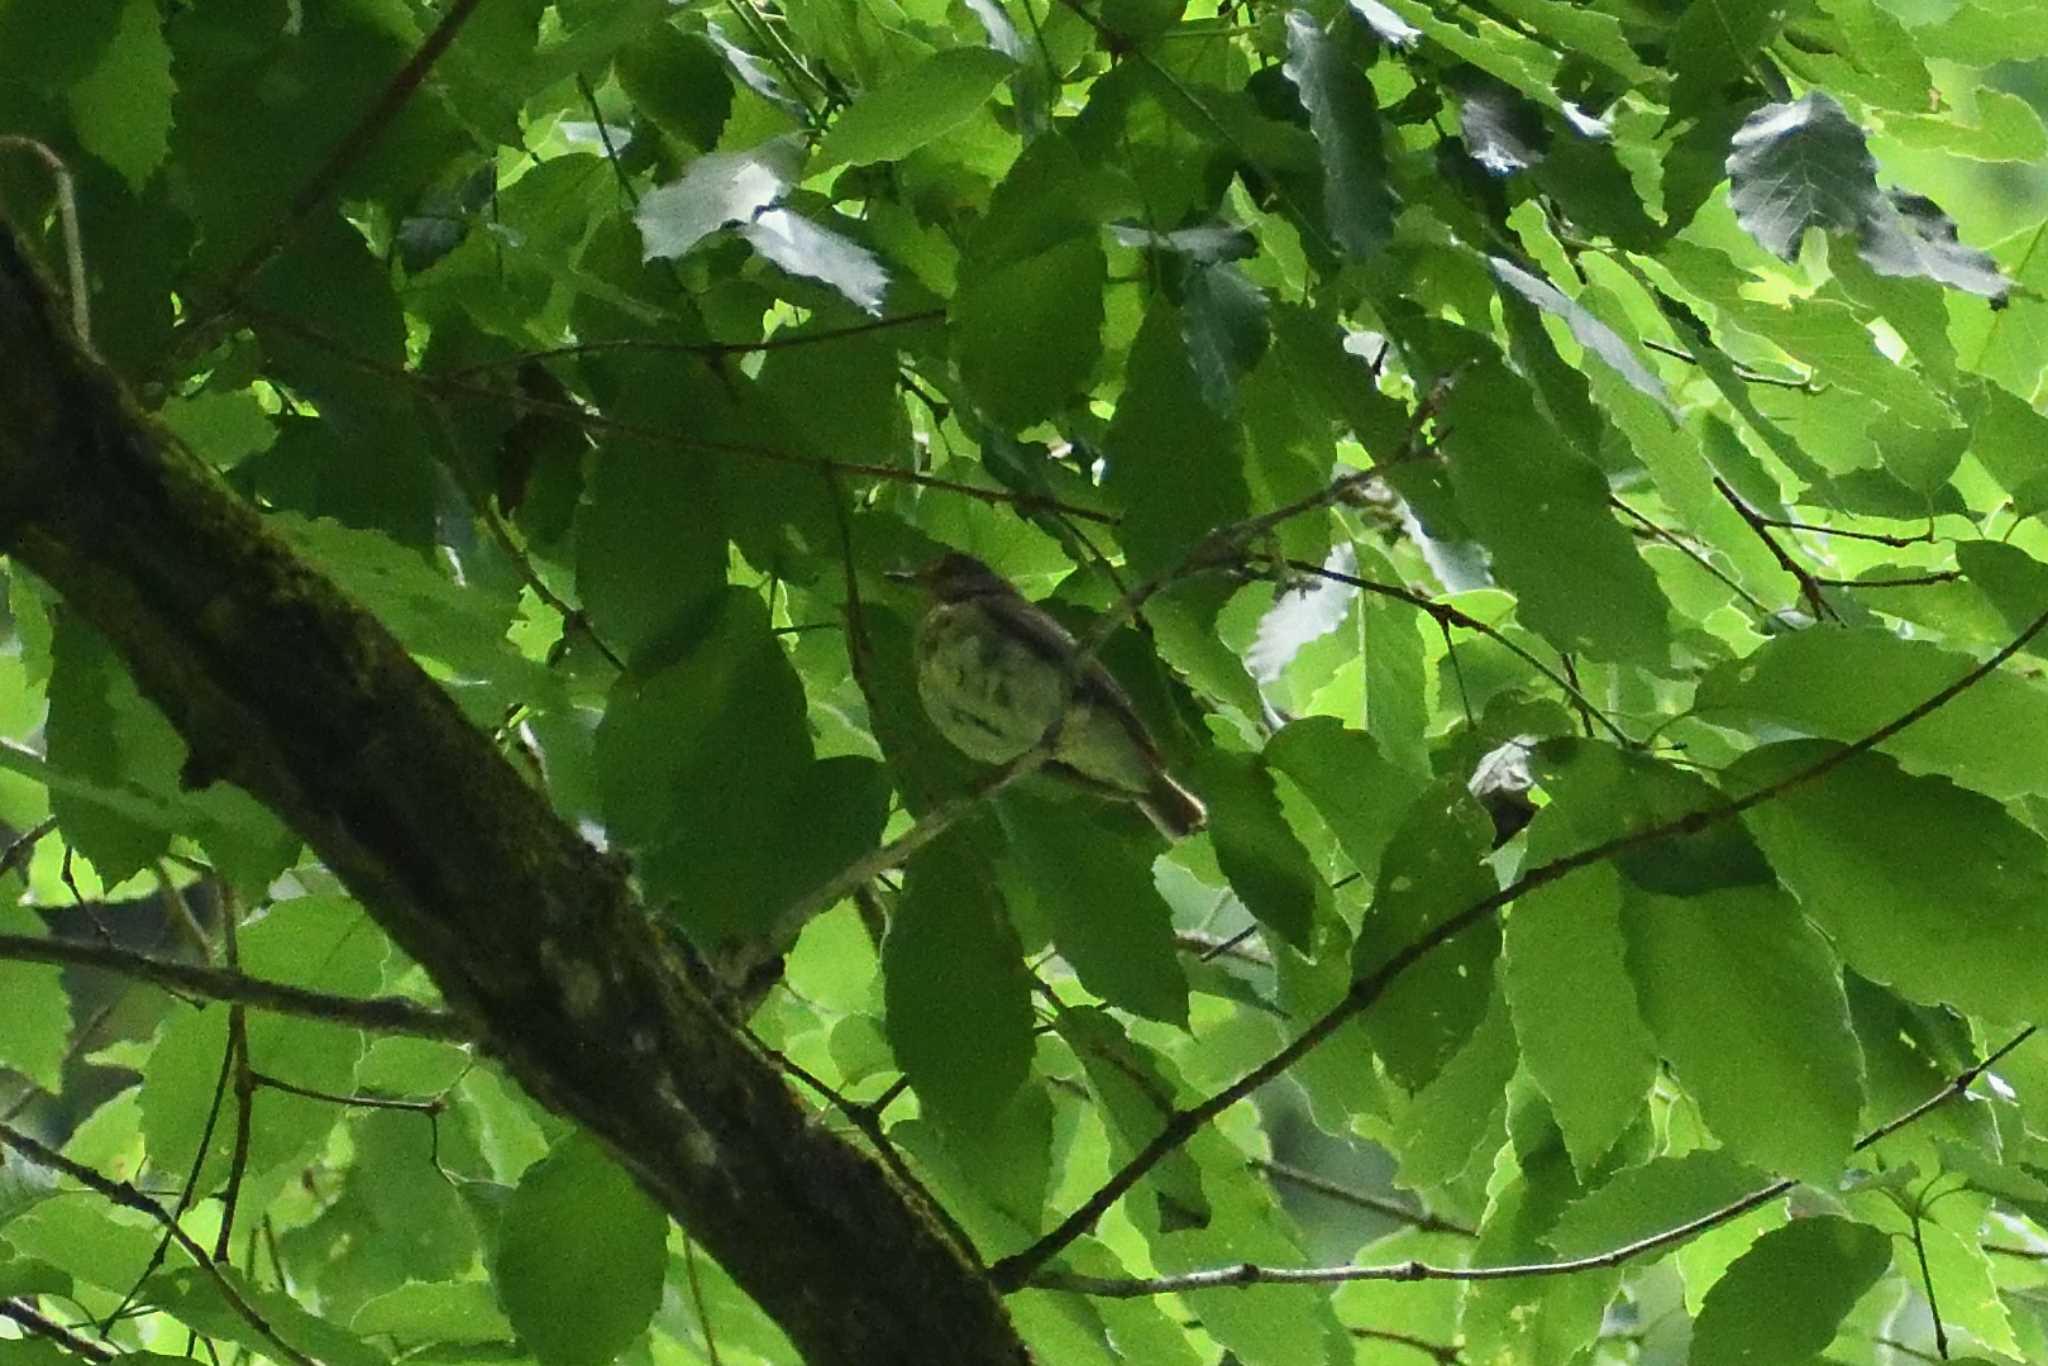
0 223 1029 1366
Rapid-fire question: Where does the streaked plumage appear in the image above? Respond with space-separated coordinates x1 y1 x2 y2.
893 553 1207 838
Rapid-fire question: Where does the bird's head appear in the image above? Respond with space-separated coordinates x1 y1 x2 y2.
885 552 1013 602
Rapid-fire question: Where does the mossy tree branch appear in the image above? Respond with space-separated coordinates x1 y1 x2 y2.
0 224 1027 1366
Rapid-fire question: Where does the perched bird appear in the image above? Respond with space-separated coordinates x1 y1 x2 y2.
890 552 1207 838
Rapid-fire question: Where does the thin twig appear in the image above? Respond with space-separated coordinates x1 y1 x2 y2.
576 74 638 207
0 816 56 881
770 750 1050 933
211 0 487 303
682 1238 724 1366
1908 1204 1949 1360
1253 1158 1475 1238
1351 1324 1462 1365
1815 570 1963 588
0 1299 116 1363
239 303 1117 525
772 1052 979 1266
1712 477 1838 621
1027 1027 2035 1296
0 138 90 353
1278 558 1633 747
106 1017 238 1332
213 883 253 1263
0 1121 319 1366
249 1071 443 1114
477 500 626 671
1641 338 1813 390
1180 927 1267 965
0 932 473 1040
1609 496 1773 619
1750 515 1936 548
440 310 947 379
990 604 2048 1288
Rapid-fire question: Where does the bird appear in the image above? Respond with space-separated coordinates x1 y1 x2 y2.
889 552 1207 838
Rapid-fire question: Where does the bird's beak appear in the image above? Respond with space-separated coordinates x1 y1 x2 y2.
883 565 921 585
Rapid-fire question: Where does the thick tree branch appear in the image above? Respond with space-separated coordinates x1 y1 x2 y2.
0 223 1026 1364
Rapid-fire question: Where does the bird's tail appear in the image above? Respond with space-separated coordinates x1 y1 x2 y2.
1140 773 1207 839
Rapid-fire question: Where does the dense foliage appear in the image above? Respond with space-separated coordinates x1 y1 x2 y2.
4 0 2048 1361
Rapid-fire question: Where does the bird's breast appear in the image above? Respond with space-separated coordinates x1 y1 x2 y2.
915 603 1069 762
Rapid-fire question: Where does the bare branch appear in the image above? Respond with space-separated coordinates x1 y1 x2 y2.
991 607 2048 1287
0 1121 319 1366
0 932 473 1041
0 1299 115 1363
440 310 949 379
211 0 487 304
1030 1028 2034 1297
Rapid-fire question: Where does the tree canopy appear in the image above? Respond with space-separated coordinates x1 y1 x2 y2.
3 0 2048 1363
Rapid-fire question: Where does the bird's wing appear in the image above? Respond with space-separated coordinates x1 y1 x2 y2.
965 587 1166 762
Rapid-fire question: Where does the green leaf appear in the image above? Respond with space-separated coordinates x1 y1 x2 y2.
597 593 888 941
1352 778 1499 1089
159 389 276 470
494 1134 666 1366
1696 626 2048 800
1487 257 1668 408
148 1263 385 1366
1000 791 1189 1026
816 47 1016 168
45 616 181 882
1689 1216 1890 1366
1102 300 1252 578
65 0 174 190
883 831 1034 1131
1504 861 1656 1176
167 1 463 270
273 513 557 710
1461 1116 1615 1366
952 235 1107 429
1961 381 2048 520
142 897 373 1190
1961 540 2048 651
1440 359 1671 664
1669 0 1786 120
1545 1150 1770 1258
575 407 727 670
352 1281 513 1345
1623 885 1863 1183
1732 741 2048 1023
1058 1008 1211 1230
617 25 733 150
1391 988 1516 1188
0 0 121 88
1265 717 1427 887
1179 264 1270 412
1885 87 2046 162
1280 9 1394 260
0 906 68 1093
1191 750 1320 951
1528 739 1772 896
348 1109 479 1280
